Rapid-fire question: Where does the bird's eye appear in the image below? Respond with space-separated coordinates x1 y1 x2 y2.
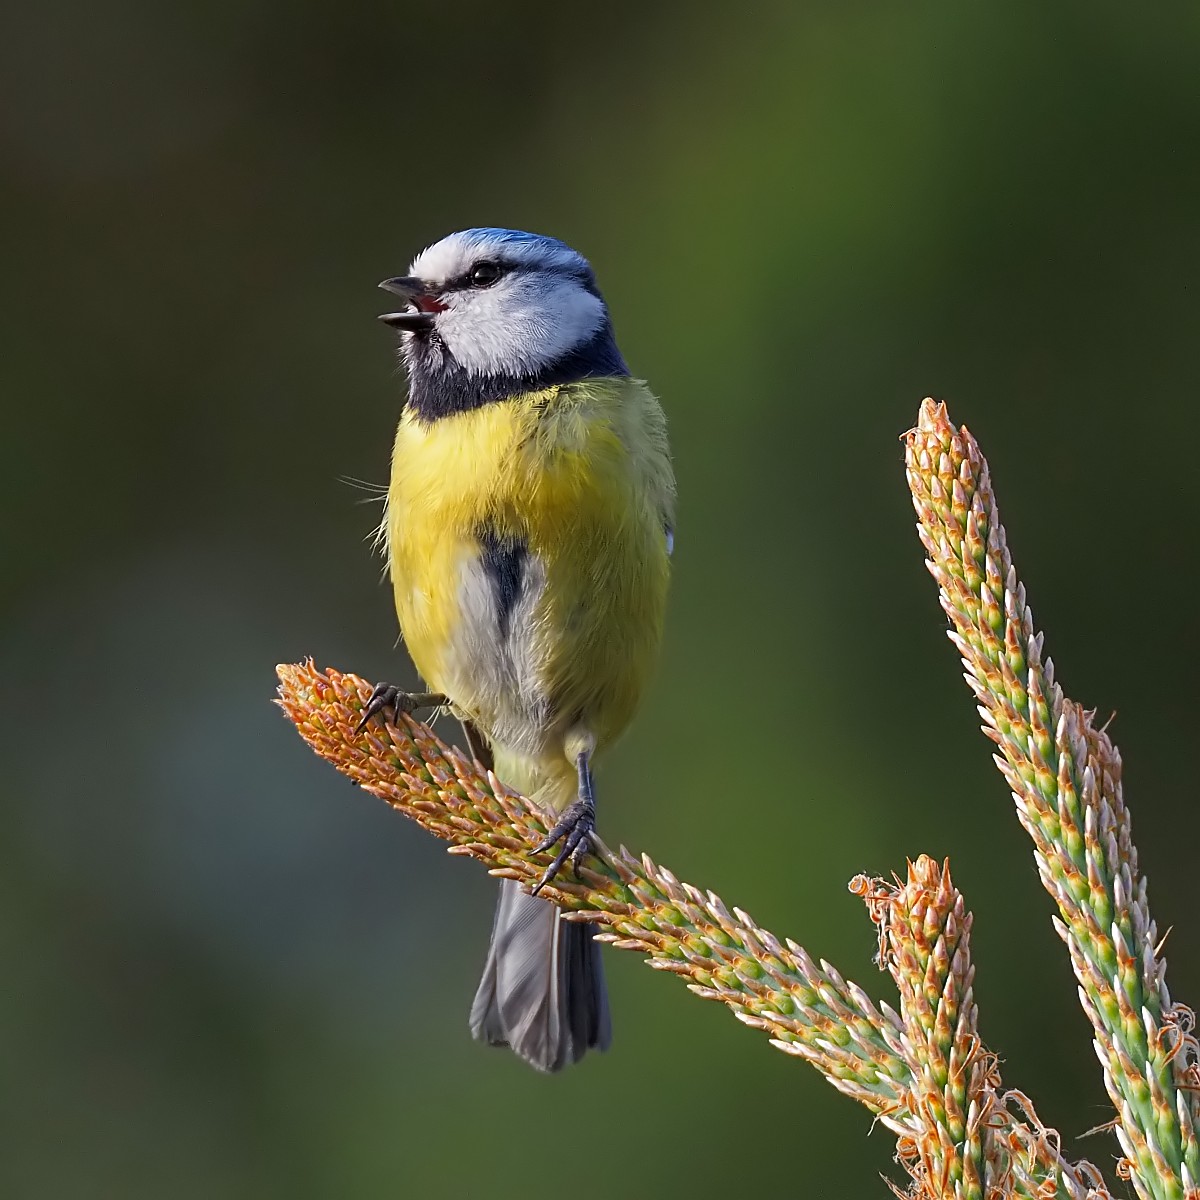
470 261 502 288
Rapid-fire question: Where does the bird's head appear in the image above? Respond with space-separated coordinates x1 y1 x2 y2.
378 228 627 416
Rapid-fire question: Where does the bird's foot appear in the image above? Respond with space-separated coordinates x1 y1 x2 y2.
530 797 596 896
354 683 447 735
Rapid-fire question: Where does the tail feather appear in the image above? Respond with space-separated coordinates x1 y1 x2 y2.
469 879 611 1072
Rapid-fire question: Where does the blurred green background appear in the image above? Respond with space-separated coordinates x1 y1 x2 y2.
3 2 1199 1195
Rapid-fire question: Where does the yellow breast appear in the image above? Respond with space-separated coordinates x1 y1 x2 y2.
383 377 673 769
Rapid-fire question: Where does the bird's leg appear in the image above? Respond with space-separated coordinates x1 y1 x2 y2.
354 683 447 735
530 750 596 896
460 719 494 773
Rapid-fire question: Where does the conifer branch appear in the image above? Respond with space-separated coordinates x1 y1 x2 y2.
860 859 1109 1199
905 399 1199 1199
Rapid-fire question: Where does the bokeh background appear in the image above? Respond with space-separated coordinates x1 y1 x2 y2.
3 2 1199 1195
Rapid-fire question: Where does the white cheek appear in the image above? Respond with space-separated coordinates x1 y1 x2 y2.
436 279 605 377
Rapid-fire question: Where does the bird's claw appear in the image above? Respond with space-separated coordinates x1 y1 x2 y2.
530 798 595 895
354 683 445 735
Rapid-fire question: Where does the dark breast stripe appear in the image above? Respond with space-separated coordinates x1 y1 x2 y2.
477 526 528 641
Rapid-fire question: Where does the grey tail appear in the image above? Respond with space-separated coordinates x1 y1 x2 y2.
469 879 611 1073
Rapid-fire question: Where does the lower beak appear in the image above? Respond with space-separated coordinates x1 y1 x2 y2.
378 276 436 331
378 309 436 331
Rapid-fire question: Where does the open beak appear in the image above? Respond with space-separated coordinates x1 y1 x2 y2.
378 276 437 331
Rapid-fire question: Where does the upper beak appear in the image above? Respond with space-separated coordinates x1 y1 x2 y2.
378 276 436 331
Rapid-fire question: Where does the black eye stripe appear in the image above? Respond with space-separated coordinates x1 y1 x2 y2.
438 260 601 296
442 259 511 291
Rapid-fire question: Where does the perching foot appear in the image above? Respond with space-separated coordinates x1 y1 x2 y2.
354 683 446 735
530 752 597 895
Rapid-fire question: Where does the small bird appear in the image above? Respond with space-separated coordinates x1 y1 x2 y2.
360 228 674 1072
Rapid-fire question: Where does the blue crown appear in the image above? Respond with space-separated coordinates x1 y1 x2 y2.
459 227 574 253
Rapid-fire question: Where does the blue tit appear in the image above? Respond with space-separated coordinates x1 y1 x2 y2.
359 228 674 1072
